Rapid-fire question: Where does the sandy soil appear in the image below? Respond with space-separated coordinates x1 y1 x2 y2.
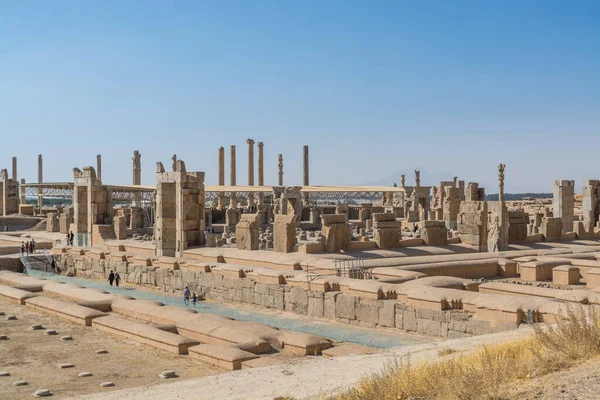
0 299 221 400
508 357 600 399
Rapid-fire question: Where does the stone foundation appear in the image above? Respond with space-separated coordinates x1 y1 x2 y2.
54 253 517 338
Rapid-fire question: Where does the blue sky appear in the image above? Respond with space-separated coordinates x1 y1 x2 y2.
1 1 599 192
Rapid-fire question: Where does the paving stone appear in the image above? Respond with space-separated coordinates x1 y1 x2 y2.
34 389 52 397
95 349 108 354
0 371 10 377
100 382 115 387
45 330 58 335
5 315 17 320
78 372 93 377
57 363 74 369
13 380 28 386
60 336 73 341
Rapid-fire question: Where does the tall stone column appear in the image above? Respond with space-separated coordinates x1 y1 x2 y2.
218 147 226 208
132 151 141 185
172 154 177 172
303 145 309 204
278 154 283 186
11 157 17 181
498 164 506 202
20 179 26 204
257 142 264 205
247 138 255 207
37 154 43 211
96 155 102 182
230 145 237 208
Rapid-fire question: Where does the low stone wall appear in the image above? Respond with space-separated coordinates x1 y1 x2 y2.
0 257 23 273
54 253 516 339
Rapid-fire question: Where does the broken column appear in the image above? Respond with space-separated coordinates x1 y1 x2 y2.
372 213 398 249
230 145 237 208
96 155 102 182
247 139 255 207
59 207 74 234
321 214 351 252
420 220 448 246
11 157 17 181
37 154 43 211
278 154 283 186
257 142 264 205
155 160 206 257
553 180 574 233
236 213 260 250
303 145 309 204
508 211 528 243
466 182 485 201
218 147 226 208
273 214 297 253
132 150 141 185
46 213 60 232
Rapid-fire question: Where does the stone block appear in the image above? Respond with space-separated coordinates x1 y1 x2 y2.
308 296 324 318
356 303 379 325
335 294 357 320
553 265 580 285
403 310 417 331
417 319 443 336
378 301 396 327
273 214 297 253
324 292 338 319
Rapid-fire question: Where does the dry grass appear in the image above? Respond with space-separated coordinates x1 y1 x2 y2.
335 304 600 400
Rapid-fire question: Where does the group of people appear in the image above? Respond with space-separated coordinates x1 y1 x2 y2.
65 231 75 246
183 286 199 306
107 270 121 287
20 239 36 255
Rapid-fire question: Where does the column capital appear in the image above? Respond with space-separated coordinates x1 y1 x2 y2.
246 138 255 145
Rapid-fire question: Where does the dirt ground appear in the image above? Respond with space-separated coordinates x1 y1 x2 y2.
507 357 600 400
0 298 221 400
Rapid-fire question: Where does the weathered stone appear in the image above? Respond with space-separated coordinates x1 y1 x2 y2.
159 370 178 379
0 371 10 377
13 380 28 386
57 363 74 369
78 372 93 377
31 324 44 330
34 389 52 397
273 214 297 253
100 382 115 387
378 301 396 327
308 296 324 318
324 292 338 319
95 349 108 354
45 330 58 335
403 310 417 331
335 294 357 320
356 303 379 325
0 335 8 340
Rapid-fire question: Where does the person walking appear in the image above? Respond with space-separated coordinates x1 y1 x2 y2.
30 238 36 253
25 241 29 255
115 272 121 287
108 270 115 286
192 293 197 307
183 287 191 305
69 231 74 246
66 233 71 246
20 242 25 255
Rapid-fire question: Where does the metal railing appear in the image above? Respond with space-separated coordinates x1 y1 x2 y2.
333 258 372 279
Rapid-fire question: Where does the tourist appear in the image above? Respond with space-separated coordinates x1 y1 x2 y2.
25 241 29 255
30 238 36 253
413 224 419 233
51 259 56 272
115 272 121 287
66 233 71 246
192 293 197 307
69 231 74 246
108 270 115 286
20 242 25 255
184 286 190 305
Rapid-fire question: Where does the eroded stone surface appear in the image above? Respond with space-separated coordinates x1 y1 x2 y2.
100 382 115 387
31 324 44 330
45 330 58 335
57 363 74 369
13 380 28 386
34 389 52 397
60 336 73 341
78 372 92 377
0 371 10 377
6 315 17 320
95 349 108 354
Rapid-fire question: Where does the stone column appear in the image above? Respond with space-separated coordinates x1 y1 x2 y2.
11 157 17 181
96 154 102 182
278 154 283 186
218 147 226 208
37 154 43 211
20 179 26 204
247 138 255 207
303 145 309 204
498 163 506 202
172 154 177 172
132 150 141 185
230 145 237 208
257 142 264 205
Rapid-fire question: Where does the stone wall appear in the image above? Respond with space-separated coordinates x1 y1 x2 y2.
54 253 517 338
0 257 24 272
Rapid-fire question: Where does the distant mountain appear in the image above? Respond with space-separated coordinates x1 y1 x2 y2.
363 168 455 187
485 193 552 201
